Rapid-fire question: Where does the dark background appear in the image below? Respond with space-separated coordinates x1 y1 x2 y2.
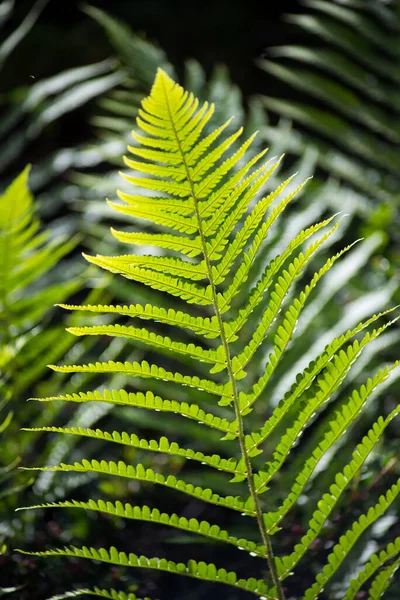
2 0 302 98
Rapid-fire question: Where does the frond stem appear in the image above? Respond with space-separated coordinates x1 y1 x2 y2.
162 78 285 600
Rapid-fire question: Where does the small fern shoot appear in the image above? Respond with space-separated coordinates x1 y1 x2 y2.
19 70 400 599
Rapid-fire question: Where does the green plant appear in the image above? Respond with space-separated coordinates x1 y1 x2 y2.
0 0 122 220
259 0 400 231
0 166 82 549
19 70 400 599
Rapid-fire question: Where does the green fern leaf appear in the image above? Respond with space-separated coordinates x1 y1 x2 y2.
272 403 400 579
263 363 399 530
100 254 207 280
366 558 400 600
44 588 150 600
17 546 271 597
244 307 399 450
29 389 238 437
204 158 284 259
23 426 243 475
231 224 350 379
110 229 202 257
48 360 232 399
59 302 221 339
347 550 400 600
213 175 306 285
22 69 400 600
253 319 398 489
23 460 254 514
66 324 226 369
303 479 400 599
222 215 337 323
83 255 213 304
19 499 264 556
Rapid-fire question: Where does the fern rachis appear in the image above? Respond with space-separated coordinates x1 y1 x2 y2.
19 70 400 600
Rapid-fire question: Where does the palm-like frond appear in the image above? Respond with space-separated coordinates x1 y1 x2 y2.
20 70 400 600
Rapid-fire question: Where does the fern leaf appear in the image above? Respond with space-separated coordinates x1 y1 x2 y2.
277 405 400 579
190 126 244 181
59 302 221 339
122 156 187 182
214 174 306 285
18 546 271 597
48 360 232 399
235 242 356 382
115 191 193 215
184 117 233 166
66 324 226 368
262 362 399 526
83 255 213 305
223 215 337 324
344 548 400 600
23 460 254 514
23 427 243 476
205 159 283 258
200 151 274 230
22 67 400 600
107 198 197 232
110 229 202 257
367 558 400 600
244 307 399 450
193 132 258 200
43 588 149 600
232 221 346 380
19 499 264 556
101 254 206 280
29 389 238 437
253 319 398 488
303 479 400 599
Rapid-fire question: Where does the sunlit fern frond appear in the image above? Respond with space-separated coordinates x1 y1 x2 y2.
20 70 400 600
0 166 80 400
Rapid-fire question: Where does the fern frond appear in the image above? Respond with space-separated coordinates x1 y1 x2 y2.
29 389 238 437
231 224 350 380
345 549 400 600
303 479 400 599
262 362 399 526
110 229 202 257
253 320 398 488
66 324 226 369
213 174 305 285
276 405 400 579
19 499 265 556
44 588 149 600
23 460 254 514
23 68 400 600
59 302 221 339
99 253 206 280
23 427 243 476
222 215 337 324
18 546 271 597
84 254 213 305
48 360 232 399
244 307 399 449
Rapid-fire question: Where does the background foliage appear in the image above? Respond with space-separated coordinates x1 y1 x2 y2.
0 0 399 598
